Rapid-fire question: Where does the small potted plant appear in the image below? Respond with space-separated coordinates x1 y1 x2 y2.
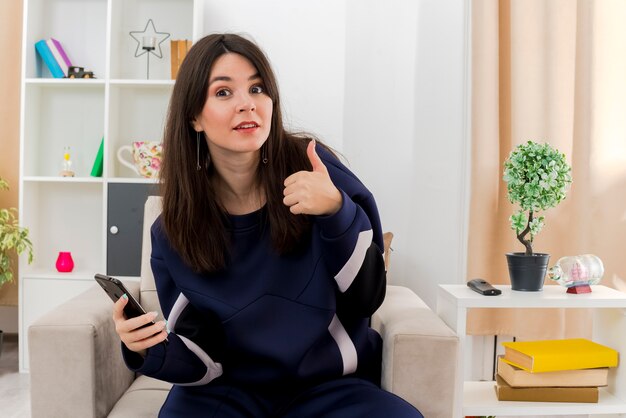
503 141 572 291
0 177 33 356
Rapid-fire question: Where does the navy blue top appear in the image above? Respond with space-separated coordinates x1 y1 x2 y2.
122 146 387 389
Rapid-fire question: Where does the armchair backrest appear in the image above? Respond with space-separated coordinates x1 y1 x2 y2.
139 195 163 316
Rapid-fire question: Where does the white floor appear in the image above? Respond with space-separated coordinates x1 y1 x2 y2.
0 334 30 418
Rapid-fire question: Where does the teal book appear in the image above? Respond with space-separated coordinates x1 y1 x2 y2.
90 137 104 177
35 39 64 78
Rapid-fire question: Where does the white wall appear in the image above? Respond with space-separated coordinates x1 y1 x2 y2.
201 0 346 150
199 0 471 308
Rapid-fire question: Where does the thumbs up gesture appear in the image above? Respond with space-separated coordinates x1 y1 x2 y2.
283 140 343 216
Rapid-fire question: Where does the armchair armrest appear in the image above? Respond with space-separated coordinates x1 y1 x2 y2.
372 285 459 418
29 282 139 418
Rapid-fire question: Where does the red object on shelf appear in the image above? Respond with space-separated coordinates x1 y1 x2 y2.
55 251 74 273
567 284 592 294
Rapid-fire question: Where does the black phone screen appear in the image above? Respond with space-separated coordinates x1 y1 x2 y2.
94 273 147 319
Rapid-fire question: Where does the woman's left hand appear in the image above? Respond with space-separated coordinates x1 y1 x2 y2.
283 140 342 216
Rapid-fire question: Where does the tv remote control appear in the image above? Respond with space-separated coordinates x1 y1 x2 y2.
467 278 502 296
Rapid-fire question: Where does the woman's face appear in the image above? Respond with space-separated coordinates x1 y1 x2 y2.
193 53 273 162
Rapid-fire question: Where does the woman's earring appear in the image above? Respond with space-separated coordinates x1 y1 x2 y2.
261 144 268 165
196 132 202 171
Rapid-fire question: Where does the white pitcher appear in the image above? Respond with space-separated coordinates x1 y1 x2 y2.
117 141 162 178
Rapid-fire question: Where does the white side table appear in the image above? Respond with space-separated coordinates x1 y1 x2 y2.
436 284 626 417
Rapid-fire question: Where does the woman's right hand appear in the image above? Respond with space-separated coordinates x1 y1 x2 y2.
112 294 168 356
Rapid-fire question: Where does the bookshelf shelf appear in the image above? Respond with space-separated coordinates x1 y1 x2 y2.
18 0 197 372
436 284 626 417
25 78 106 86
23 176 104 183
24 0 107 79
21 271 97 281
107 177 159 184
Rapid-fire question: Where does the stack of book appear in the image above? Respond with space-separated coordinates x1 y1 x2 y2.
495 338 619 403
35 38 72 78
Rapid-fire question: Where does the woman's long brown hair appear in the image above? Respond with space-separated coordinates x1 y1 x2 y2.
159 34 319 273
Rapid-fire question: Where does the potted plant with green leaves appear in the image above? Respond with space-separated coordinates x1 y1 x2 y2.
0 177 33 356
503 141 572 291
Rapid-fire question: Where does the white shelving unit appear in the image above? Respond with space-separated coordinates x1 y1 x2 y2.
18 0 199 372
436 284 626 417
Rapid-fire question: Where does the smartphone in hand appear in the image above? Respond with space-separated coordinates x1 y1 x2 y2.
95 273 168 344
94 273 149 318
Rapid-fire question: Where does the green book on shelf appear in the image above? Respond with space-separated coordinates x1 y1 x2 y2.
90 137 104 177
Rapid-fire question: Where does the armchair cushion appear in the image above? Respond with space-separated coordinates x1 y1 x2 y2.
107 376 171 418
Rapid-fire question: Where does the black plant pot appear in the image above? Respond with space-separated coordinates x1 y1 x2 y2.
506 252 550 291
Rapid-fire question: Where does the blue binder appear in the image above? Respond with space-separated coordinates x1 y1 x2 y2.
35 39 65 78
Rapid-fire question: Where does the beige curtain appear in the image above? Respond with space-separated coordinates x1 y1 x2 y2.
0 0 23 306
468 0 626 339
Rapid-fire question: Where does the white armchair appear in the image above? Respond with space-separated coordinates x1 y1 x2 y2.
29 196 459 417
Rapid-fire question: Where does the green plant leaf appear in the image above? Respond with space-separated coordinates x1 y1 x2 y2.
510 211 526 234
0 176 34 287
503 141 572 247
529 215 545 237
